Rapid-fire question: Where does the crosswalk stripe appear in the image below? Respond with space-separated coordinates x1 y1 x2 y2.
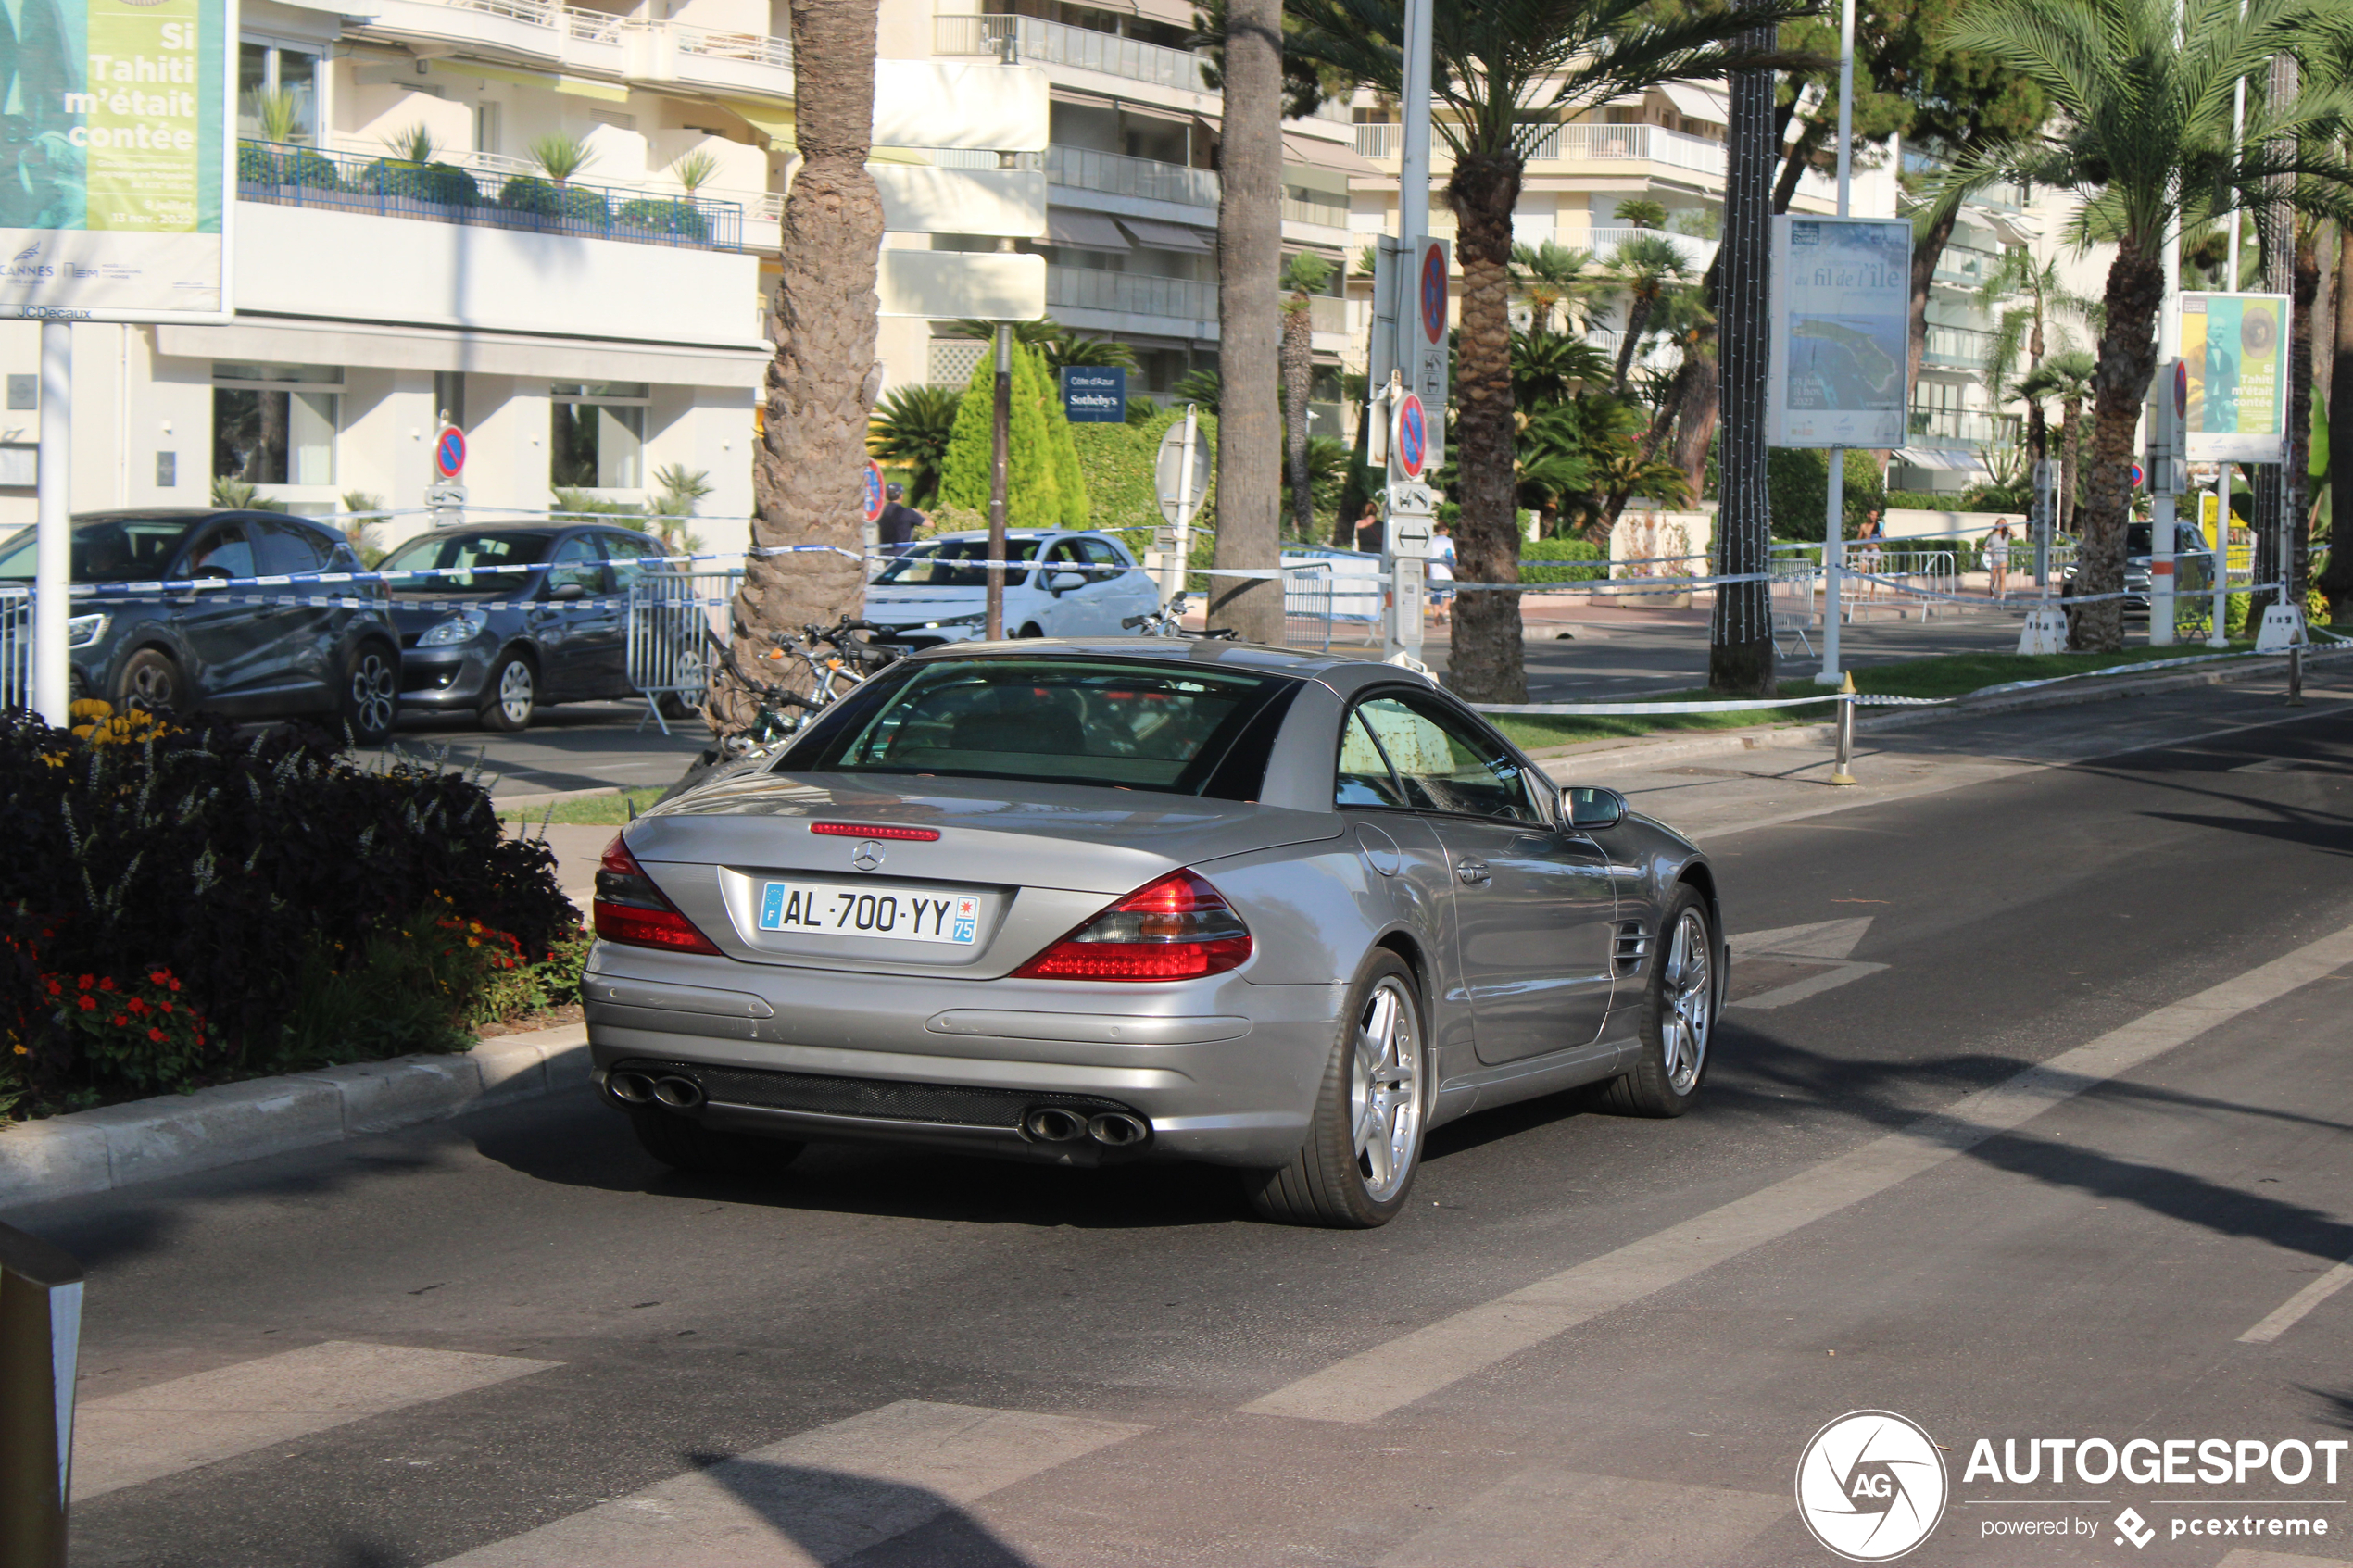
74 1339 558 1500
430 1399 1148 1567
1242 919 2353 1424
1378 1470 1789 1567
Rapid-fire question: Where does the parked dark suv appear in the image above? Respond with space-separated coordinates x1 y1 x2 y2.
0 509 400 741
382 521 679 732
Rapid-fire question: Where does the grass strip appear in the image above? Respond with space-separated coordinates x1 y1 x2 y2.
497 785 669 826
1495 642 2259 754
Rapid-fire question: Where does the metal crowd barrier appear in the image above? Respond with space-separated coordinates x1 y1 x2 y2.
0 588 29 715
626 566 742 735
1 1221 82 1566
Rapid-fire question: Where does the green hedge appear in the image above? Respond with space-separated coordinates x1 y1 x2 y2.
1519 536 1607 583
1071 408 1218 558
1768 447 1886 541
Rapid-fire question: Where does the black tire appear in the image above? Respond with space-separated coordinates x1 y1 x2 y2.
628 1108 803 1177
1244 950 1428 1228
1594 884 1718 1118
479 651 536 732
655 690 700 721
340 642 399 746
115 647 184 716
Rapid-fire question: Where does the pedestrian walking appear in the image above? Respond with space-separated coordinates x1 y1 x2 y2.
1854 508 1883 605
876 483 925 555
1354 500 1384 555
1984 517 2015 602
1427 521 1456 625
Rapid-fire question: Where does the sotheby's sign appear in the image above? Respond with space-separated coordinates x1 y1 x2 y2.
1062 366 1126 423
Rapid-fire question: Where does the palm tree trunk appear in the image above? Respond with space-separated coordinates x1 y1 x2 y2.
2059 397 2082 536
711 0 884 730
1282 298 1314 538
1611 288 1656 392
1209 0 1284 645
1708 3 1776 696
2288 221 2321 604
2076 245 2166 652
1447 149 1528 703
2324 221 2353 619
2248 54 2298 628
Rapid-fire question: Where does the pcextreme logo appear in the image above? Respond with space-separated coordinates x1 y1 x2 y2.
1796 1411 1951 1562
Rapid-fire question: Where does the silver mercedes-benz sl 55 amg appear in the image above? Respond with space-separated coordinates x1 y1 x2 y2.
584 638 1725 1227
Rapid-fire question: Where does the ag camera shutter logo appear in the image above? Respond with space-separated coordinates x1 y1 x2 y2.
1796 1411 1949 1561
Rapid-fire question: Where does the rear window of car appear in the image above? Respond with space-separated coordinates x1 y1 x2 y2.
783 657 1298 798
0 516 199 583
380 530 553 593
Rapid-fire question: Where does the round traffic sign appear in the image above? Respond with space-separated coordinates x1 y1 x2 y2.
2130 462 2145 489
434 425 466 479
1419 245 1447 345
1395 392 1428 480
862 459 886 524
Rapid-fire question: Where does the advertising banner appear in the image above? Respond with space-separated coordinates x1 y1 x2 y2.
2178 292 2289 462
1768 216 1912 448
0 0 233 321
1061 365 1126 423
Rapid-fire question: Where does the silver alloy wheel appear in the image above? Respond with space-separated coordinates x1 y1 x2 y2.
124 658 175 711
496 659 534 724
1349 974 1422 1202
1660 907 1713 1095
347 650 396 734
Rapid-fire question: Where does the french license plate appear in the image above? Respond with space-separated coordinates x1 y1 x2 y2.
758 881 980 944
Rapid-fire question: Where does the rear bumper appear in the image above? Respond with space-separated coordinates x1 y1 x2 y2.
582 942 1342 1168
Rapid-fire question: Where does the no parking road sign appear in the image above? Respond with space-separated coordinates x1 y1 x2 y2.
434 425 466 480
1393 392 1429 482
862 460 887 525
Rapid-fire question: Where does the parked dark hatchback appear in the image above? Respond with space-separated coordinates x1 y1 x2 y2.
0 508 400 741
384 521 675 732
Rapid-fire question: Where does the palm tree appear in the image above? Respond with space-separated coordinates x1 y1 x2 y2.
1041 333 1138 371
1604 232 1691 392
1280 253 1337 538
669 149 720 195
1941 0 2353 651
529 133 595 184
2017 350 2095 537
1173 368 1224 413
868 385 963 508
1614 197 1669 231
1508 241 1602 335
1511 329 1614 408
1290 0 1810 702
711 0 886 730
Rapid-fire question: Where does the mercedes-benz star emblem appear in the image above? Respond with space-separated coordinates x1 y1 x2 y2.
850 841 885 872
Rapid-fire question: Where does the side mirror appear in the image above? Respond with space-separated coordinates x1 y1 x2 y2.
1049 571 1088 595
1564 786 1626 831
550 582 585 602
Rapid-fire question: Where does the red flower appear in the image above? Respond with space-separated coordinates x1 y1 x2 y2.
77 974 93 991
126 998 147 1016
146 1027 164 1043
76 996 94 1011
148 970 169 985
110 1015 125 1027
159 1001 172 1015
44 978 59 997
167 978 180 992
98 977 115 993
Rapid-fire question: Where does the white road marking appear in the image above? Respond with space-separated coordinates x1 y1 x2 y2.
430 1399 1146 1567
1242 921 2353 1424
2238 1253 2353 1344
1377 1469 1788 1567
1729 918 1887 1010
74 1340 557 1499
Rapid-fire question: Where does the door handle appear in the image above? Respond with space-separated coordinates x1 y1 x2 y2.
1454 857 1491 886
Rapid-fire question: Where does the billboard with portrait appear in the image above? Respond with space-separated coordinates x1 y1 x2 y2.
1768 216 1912 448
2178 292 2288 462
0 0 233 321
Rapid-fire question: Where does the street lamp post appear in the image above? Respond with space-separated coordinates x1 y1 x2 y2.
1815 0 1857 688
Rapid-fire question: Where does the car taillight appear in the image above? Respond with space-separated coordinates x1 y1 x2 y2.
593 834 723 956
1012 869 1252 982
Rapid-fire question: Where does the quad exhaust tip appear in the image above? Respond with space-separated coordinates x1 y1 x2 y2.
652 1075 705 1110
1022 1108 1151 1147
607 1071 655 1105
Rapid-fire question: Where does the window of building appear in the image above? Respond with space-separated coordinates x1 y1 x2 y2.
550 382 649 489
213 362 340 487
238 42 321 143
475 101 503 157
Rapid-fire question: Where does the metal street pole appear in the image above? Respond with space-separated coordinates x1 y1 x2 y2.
2150 225 2181 646
985 323 1011 641
0 1221 83 1568
2209 465 2230 646
32 321 69 726
1172 401 1199 604
1814 0 1856 687
1398 0 1431 253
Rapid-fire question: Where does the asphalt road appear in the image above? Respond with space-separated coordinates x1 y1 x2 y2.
19 681 2353 1568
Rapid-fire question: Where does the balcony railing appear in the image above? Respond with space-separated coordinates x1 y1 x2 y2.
935 13 1210 92
669 19 790 67
237 141 743 250
1581 225 1715 270
1921 324 1994 368
1352 118 1730 179
1048 263 1215 322
1047 144 1217 207
1353 121 1399 159
381 0 792 73
1304 294 1346 332
1909 407 1999 445
1282 189 1350 229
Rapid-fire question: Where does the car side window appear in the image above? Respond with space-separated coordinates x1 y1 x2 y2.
1076 537 1124 574
186 523 256 581
601 532 660 592
547 534 605 596
256 521 332 577
1336 709 1407 809
1356 694 1538 822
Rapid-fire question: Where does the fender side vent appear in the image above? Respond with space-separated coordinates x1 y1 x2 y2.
1614 921 1650 975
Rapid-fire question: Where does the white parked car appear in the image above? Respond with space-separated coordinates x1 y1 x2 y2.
865 530 1163 649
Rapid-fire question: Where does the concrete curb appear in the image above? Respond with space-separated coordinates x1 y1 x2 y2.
0 1023 589 1211
1528 654 2325 775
